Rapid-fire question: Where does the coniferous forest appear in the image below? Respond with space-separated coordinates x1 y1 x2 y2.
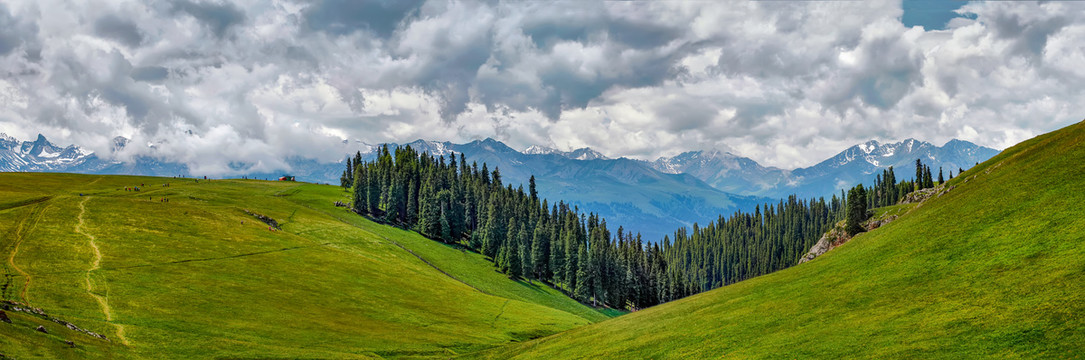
341 145 935 310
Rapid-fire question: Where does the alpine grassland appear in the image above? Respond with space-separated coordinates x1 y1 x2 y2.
0 173 614 359
473 121 1085 358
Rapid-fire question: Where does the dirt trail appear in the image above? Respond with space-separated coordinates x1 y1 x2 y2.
7 204 47 303
76 197 130 346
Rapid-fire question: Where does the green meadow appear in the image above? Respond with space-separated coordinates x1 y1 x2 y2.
473 122 1085 358
0 173 613 359
4 121 1084 359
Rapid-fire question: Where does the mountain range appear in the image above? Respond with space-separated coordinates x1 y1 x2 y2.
0 133 998 240
647 138 999 199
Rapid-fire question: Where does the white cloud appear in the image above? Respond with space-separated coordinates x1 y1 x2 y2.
0 0 1082 173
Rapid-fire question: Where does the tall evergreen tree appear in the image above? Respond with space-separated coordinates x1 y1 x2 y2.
574 243 591 302
351 165 367 213
529 175 538 203
506 219 522 278
532 220 549 280
845 184 868 236
915 158 923 190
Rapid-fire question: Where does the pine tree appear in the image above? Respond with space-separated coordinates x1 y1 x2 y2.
564 229 579 291
351 165 367 214
519 225 533 282
574 243 591 302
506 219 522 278
366 164 380 214
341 156 353 188
529 175 538 203
915 158 923 190
938 167 944 185
417 185 440 237
439 208 452 243
481 197 505 259
924 165 934 189
532 220 549 280
845 184 868 236
491 167 502 188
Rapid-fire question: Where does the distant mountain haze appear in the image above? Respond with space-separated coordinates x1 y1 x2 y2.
0 133 997 241
646 138 999 199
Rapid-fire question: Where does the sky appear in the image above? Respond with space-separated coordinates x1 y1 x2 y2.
0 0 1082 175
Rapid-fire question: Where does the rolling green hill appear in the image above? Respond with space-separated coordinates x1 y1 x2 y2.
0 173 614 359
473 121 1085 359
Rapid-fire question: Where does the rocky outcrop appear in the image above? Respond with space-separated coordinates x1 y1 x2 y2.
798 228 847 264
243 209 280 230
798 172 981 265
798 214 901 264
1 301 109 341
0 310 10 323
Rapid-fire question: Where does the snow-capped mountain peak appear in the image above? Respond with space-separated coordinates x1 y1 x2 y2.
524 145 560 155
521 144 608 160
567 147 608 160
0 133 102 172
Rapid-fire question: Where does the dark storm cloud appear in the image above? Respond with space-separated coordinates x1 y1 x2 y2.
170 0 247 38
94 15 144 47
301 0 425 37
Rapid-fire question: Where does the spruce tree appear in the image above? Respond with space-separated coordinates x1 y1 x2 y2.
532 221 548 280
439 209 452 243
519 225 533 282
574 243 591 302
938 167 944 184
915 159 923 190
506 219 522 278
366 164 380 214
351 165 367 214
924 165 934 189
529 175 538 203
565 230 579 291
845 184 868 236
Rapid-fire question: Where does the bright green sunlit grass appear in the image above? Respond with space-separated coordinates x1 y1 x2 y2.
473 121 1085 359
0 173 612 359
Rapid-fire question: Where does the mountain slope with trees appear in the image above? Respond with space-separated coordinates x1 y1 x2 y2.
473 121 1085 359
343 145 856 310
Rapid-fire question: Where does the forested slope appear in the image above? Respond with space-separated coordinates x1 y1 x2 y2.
474 121 1085 358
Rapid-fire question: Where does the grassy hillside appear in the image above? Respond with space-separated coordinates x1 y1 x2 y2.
474 121 1085 359
0 173 613 359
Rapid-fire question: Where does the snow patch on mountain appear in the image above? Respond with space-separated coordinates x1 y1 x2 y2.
521 144 609 160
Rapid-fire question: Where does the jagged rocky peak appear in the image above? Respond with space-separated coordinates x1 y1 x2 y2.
0 133 18 149
523 145 560 155
25 134 65 157
112 136 131 152
566 147 608 160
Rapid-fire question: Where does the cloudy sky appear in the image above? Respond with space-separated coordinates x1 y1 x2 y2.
0 0 1082 174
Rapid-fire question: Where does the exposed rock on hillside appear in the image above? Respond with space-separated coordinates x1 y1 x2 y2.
2 301 110 340
798 213 900 264
799 177 973 265
243 209 281 230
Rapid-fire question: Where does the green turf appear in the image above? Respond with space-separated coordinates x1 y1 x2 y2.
472 121 1085 359
0 173 612 359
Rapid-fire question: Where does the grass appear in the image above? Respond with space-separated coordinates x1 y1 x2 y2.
0 173 615 359
471 121 1085 359
872 202 918 219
